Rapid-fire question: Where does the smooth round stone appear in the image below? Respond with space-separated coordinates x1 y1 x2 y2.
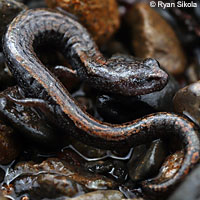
0 119 21 164
173 81 200 126
140 74 179 112
186 48 200 83
45 0 120 45
128 139 167 182
101 40 130 57
168 164 200 200
186 63 199 83
126 2 186 75
155 8 198 48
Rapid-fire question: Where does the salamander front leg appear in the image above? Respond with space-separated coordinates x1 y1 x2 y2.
4 94 55 120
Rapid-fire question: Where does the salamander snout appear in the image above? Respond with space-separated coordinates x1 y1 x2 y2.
101 55 169 96
144 58 168 86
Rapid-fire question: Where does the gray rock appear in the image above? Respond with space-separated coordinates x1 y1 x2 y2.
168 164 200 200
70 190 124 200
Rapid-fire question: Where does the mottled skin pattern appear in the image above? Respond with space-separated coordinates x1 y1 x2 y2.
3 9 200 193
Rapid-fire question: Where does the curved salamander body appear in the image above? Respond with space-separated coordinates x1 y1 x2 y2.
3 9 200 193
4 9 168 97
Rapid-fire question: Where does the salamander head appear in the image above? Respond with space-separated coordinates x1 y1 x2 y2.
107 55 169 96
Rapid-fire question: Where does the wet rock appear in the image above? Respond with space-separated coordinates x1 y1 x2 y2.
140 74 179 112
70 190 124 200
27 0 46 8
45 0 120 45
101 40 130 57
84 160 113 174
194 47 200 71
60 140 132 165
0 0 27 47
117 0 136 4
84 160 128 183
173 81 200 126
155 8 198 49
96 94 155 123
13 174 83 199
126 3 186 75
110 147 133 159
69 137 108 159
0 86 60 147
118 183 144 199
109 160 128 183
185 63 199 84
59 147 128 183
126 199 144 200
169 7 200 39
2 158 117 199
75 96 94 115
0 53 15 91
186 48 200 83
53 65 80 92
122 199 144 200
0 168 4 182
128 139 167 182
0 119 20 164
168 163 200 200
57 148 85 167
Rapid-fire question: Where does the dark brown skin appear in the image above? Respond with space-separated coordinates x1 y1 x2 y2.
3 9 200 193
3 9 168 97
0 86 59 147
